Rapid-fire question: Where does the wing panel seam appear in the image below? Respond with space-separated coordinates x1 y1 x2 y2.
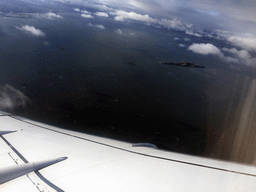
0 135 65 192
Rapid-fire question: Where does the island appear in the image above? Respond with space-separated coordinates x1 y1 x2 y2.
161 61 206 68
0 12 31 19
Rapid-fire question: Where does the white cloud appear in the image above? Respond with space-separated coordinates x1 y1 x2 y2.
111 10 158 23
158 18 185 30
88 3 111 11
222 48 250 59
214 30 233 39
210 31 256 52
16 25 45 37
81 10 90 14
0 84 29 110
116 28 122 34
185 30 203 37
127 0 166 12
110 10 191 31
95 12 109 17
222 47 256 65
88 23 105 29
188 44 256 65
96 4 111 11
66 0 256 42
44 12 63 19
81 14 94 19
75 8 91 14
227 36 256 51
184 38 190 41
95 24 105 30
174 37 180 41
188 43 222 55
186 23 193 28
179 44 186 48
73 2 112 11
222 56 239 64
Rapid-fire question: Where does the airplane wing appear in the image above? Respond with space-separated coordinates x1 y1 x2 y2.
1 111 256 192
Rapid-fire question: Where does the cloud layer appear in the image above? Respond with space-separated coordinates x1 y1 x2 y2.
188 43 256 66
227 36 256 51
222 47 256 65
14 1 256 67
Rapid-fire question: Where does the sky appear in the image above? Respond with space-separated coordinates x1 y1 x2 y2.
30 0 254 66
16 0 256 47
62 0 256 66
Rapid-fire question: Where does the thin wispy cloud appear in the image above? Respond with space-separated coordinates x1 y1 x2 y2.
0 84 29 110
84 2 112 11
179 44 186 48
88 23 105 30
95 12 109 17
95 24 105 30
186 0 256 23
110 10 192 32
44 41 50 46
116 28 122 34
16 25 45 37
75 8 92 15
158 18 186 31
43 12 63 19
81 10 90 14
185 30 203 37
81 14 94 19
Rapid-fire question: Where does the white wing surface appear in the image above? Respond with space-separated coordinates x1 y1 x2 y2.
1 111 256 192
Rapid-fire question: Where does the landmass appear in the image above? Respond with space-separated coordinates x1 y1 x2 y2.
0 12 31 19
161 61 206 68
